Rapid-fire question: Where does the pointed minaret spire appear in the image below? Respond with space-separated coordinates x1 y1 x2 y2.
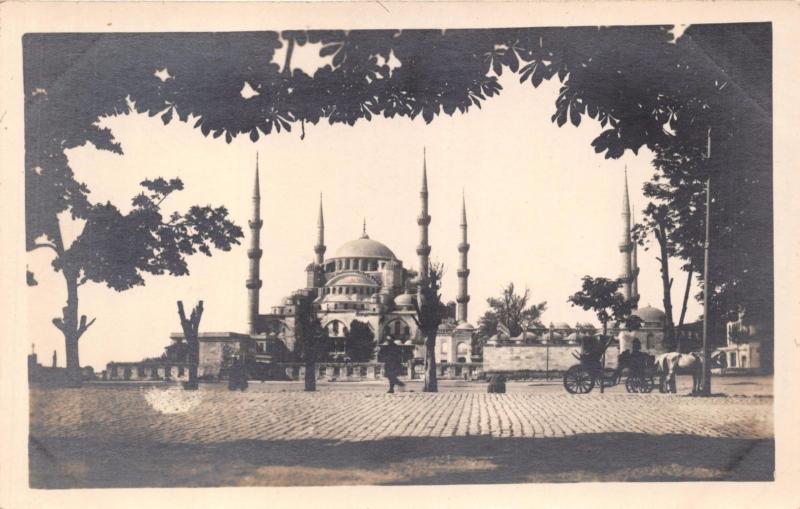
622 165 630 215
253 153 261 198
460 189 467 226
421 147 428 193
246 153 264 336
417 147 432 284
619 165 633 301
314 193 326 265
457 190 471 323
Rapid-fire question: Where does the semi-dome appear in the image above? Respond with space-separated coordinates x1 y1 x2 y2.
334 236 396 259
542 331 563 341
325 273 378 287
394 293 416 308
553 321 573 330
633 305 666 324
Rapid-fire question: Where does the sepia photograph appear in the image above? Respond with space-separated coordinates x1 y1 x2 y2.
2 1 798 506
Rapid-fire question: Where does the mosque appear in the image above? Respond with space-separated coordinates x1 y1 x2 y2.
107 160 675 381
242 152 476 368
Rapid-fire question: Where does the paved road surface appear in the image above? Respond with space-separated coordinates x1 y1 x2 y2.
29 379 773 487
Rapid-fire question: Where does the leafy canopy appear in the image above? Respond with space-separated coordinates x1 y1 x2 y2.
568 276 642 333
24 25 772 331
52 177 242 291
478 282 547 338
347 320 377 363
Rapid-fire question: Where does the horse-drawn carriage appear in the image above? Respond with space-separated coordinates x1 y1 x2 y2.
562 335 656 394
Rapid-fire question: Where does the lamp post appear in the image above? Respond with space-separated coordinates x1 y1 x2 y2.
701 128 712 395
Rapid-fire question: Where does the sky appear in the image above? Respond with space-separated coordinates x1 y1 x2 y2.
26 72 703 370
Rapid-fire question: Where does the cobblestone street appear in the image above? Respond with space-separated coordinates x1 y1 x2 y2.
29 381 774 487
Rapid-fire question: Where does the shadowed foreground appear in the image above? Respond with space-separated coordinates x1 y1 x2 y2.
30 433 773 488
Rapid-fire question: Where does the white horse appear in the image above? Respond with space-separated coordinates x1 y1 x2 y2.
654 351 722 394
654 352 701 393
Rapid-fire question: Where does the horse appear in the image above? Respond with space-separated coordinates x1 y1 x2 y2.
654 351 723 394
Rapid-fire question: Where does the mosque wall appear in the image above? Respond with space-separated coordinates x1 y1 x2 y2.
483 343 620 373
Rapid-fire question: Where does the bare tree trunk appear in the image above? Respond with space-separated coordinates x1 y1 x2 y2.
283 36 295 76
304 361 316 391
423 332 438 392
600 322 607 394
53 268 95 388
655 223 675 350
678 269 693 328
186 338 198 389
178 301 203 390
677 269 694 352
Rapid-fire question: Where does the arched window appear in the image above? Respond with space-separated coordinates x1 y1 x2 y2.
456 342 469 362
383 319 410 341
326 320 346 338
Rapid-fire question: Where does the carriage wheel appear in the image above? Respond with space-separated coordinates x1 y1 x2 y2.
639 376 655 393
564 365 595 394
602 368 619 388
625 377 639 393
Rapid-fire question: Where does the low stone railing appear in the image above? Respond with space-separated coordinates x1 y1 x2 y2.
104 362 192 382
273 362 484 382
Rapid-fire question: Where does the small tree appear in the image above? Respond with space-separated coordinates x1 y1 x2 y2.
478 282 547 338
292 297 331 391
177 300 203 390
347 320 376 363
411 262 448 393
33 177 242 386
568 276 642 393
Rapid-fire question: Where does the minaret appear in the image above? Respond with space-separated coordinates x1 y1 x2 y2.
619 167 633 300
631 209 640 306
416 148 431 284
456 191 471 323
314 194 326 265
246 154 263 336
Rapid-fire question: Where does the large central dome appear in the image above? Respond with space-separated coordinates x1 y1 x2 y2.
334 236 396 259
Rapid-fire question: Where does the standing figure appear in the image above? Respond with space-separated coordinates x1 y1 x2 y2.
383 339 405 393
228 351 249 391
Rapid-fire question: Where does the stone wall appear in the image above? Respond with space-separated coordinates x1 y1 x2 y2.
273 362 483 382
195 333 254 378
483 343 620 374
28 362 71 386
105 362 191 382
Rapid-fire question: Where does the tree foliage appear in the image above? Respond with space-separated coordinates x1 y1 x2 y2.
478 282 547 338
31 176 242 384
411 262 448 392
292 296 332 363
51 178 242 290
24 24 772 341
568 276 642 334
347 320 376 363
